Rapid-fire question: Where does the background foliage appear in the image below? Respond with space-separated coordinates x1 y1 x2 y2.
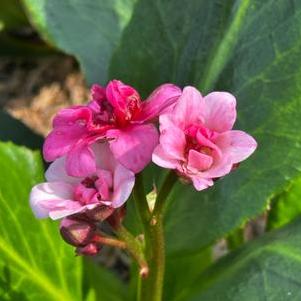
1 0 301 300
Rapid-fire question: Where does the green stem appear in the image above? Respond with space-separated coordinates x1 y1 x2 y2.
133 173 151 229
152 171 177 217
116 225 149 277
133 171 177 301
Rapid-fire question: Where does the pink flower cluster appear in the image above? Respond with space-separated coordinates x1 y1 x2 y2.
30 80 257 254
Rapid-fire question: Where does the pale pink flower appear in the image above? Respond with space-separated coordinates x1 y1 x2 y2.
30 143 135 220
152 87 257 191
43 80 181 176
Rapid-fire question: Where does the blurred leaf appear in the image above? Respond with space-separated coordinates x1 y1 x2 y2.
111 0 301 254
267 176 301 230
164 248 212 301
185 217 301 301
83 259 127 301
0 0 28 30
22 0 137 84
0 111 43 149
0 142 82 301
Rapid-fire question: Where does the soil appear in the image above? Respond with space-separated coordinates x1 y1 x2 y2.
0 54 88 136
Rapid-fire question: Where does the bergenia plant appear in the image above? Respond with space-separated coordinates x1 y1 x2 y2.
30 80 256 300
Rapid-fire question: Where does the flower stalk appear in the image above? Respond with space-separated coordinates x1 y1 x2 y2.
133 171 177 301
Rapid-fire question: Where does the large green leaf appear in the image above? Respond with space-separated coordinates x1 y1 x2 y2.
110 0 301 254
22 0 137 84
0 142 82 301
267 176 301 230
184 217 301 301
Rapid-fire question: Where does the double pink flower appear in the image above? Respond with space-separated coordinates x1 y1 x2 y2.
43 80 181 176
152 87 257 190
30 143 135 220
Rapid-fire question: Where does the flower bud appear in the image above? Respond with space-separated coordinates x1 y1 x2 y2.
60 217 96 247
76 242 100 256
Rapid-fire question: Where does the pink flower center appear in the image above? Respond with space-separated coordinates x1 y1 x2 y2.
73 174 112 206
183 124 221 172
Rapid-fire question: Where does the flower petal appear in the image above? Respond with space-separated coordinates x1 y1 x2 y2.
191 177 214 191
43 106 92 162
173 86 205 128
52 106 92 127
159 124 186 161
43 125 87 162
111 164 135 208
152 145 179 169
136 84 181 122
30 182 74 219
107 125 159 173
215 130 257 164
66 143 96 177
45 157 80 184
204 92 236 132
187 150 213 172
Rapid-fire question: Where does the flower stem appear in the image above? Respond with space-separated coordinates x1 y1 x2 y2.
133 171 178 301
94 235 127 249
116 225 149 277
152 171 177 217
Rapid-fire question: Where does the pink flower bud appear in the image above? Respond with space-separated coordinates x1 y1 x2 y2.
60 217 96 247
76 242 100 256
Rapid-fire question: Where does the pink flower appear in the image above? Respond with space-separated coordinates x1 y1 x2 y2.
152 87 257 191
43 80 181 176
30 143 135 220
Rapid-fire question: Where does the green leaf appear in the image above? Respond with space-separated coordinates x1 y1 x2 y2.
0 0 29 30
267 176 301 230
164 248 212 301
110 0 301 254
0 142 82 301
83 259 127 301
22 0 137 84
186 217 301 301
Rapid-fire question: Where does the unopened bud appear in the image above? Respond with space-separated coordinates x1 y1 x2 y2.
60 217 96 247
76 242 100 256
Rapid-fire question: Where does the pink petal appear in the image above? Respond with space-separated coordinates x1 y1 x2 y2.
136 84 182 122
106 80 141 123
191 177 214 191
52 106 92 127
43 125 88 162
173 86 205 128
215 130 257 164
66 143 96 177
92 142 117 172
187 150 213 172
204 92 236 132
152 145 179 169
107 125 159 173
111 164 135 208
30 182 74 219
202 154 233 179
45 157 80 184
159 124 186 160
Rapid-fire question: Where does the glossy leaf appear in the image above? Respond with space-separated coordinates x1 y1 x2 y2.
267 176 301 230
186 217 301 301
110 0 301 254
22 0 137 84
0 142 82 301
